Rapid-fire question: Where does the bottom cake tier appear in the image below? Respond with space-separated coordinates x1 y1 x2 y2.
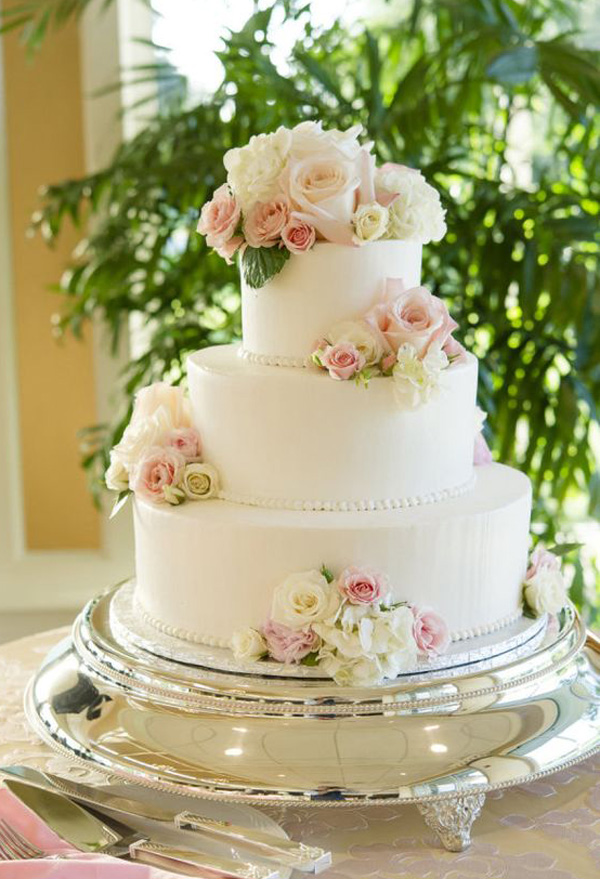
134 463 532 648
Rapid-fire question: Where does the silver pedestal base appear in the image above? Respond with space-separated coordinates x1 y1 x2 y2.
25 586 600 852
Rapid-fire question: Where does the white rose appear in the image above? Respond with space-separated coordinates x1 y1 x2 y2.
182 462 219 500
353 202 389 243
392 343 448 409
327 320 384 367
290 121 367 160
111 416 166 473
524 567 569 615
231 627 268 662
223 127 292 210
130 382 191 431
376 164 446 244
105 454 129 492
271 570 341 630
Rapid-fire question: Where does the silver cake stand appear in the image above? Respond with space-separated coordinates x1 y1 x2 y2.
25 582 600 852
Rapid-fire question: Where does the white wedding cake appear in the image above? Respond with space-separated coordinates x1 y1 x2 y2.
106 122 569 686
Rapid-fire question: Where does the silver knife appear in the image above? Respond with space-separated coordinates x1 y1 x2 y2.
4 779 279 879
0 765 330 873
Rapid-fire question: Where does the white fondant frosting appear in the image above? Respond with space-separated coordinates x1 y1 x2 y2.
241 240 422 361
188 345 478 508
134 463 532 646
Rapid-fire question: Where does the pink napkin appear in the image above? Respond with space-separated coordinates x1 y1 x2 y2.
0 786 182 878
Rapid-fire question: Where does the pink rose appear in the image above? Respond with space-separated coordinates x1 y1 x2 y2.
412 606 450 656
282 217 316 254
165 427 202 461
385 285 457 356
216 235 244 265
337 567 387 605
197 183 240 250
317 343 365 381
243 198 290 248
131 447 186 504
526 545 561 581
474 432 493 466
443 335 468 363
262 619 320 664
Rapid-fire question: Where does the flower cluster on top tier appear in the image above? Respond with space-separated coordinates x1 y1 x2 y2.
311 279 467 408
231 564 450 687
522 544 570 616
105 383 219 513
197 121 447 288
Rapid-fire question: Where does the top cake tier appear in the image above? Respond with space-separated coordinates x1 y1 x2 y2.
241 241 422 364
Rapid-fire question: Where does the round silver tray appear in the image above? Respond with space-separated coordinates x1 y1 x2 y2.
25 585 600 851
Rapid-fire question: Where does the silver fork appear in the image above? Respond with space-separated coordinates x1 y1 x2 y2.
0 819 49 860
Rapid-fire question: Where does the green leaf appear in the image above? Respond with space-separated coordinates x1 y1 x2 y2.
320 564 334 584
109 489 131 520
487 46 539 85
242 246 290 289
546 542 583 558
300 651 321 667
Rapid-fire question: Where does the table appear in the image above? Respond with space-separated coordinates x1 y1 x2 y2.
2 628 599 878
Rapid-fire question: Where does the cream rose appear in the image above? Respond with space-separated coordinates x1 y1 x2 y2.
231 627 268 662
105 455 129 492
376 163 447 244
243 198 289 248
327 320 384 368
524 567 569 615
181 462 219 500
111 416 165 473
223 127 292 210
271 570 341 630
290 121 366 160
130 382 191 431
353 202 389 243
282 152 360 245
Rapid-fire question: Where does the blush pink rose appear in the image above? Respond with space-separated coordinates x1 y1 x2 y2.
165 427 202 460
526 545 561 580
443 334 468 363
243 198 290 248
337 567 387 605
262 619 320 664
386 285 458 356
474 433 493 466
216 235 244 265
131 447 186 504
318 342 365 381
197 184 240 249
412 606 450 656
281 217 316 254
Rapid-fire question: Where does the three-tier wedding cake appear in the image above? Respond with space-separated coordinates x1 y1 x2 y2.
106 122 569 687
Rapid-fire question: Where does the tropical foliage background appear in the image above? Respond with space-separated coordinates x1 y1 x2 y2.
2 0 600 622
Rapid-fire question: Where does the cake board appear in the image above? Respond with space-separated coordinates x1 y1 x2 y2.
25 584 600 852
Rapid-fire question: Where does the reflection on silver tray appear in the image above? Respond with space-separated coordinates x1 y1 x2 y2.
24 583 600 852
108 580 548 682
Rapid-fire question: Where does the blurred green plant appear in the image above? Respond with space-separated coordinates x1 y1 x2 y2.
2 0 599 620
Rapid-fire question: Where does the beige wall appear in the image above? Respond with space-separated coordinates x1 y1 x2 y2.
3 23 100 550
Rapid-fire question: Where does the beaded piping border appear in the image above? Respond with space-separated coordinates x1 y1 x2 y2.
137 597 523 652
217 474 476 513
239 348 310 368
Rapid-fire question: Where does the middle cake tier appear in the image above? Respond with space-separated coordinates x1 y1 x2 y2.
188 344 478 511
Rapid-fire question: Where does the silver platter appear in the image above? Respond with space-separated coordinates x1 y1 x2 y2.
25 586 600 850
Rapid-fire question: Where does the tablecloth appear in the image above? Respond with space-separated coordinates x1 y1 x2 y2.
1 627 599 878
